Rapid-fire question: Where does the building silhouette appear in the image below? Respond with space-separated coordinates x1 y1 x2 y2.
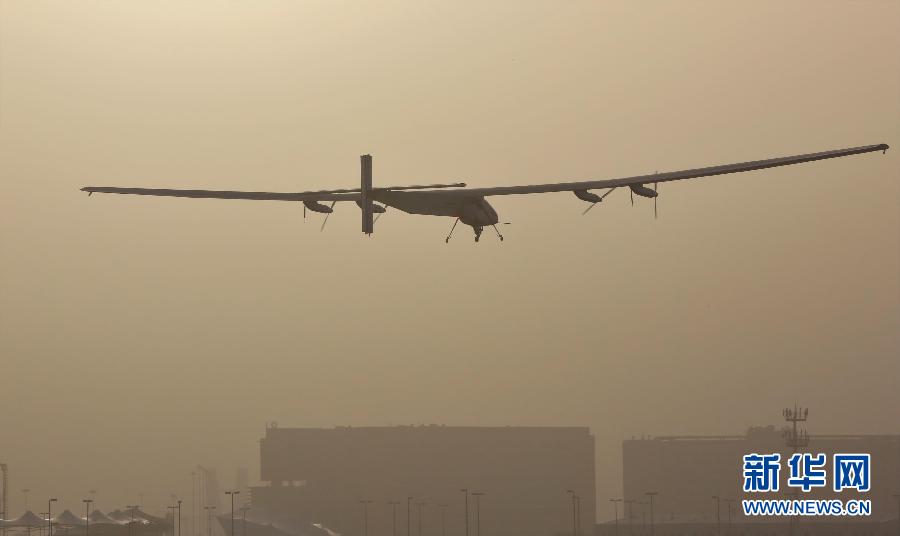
250 424 595 536
621 426 899 531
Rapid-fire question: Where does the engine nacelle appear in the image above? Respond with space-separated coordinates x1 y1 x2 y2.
356 200 386 213
629 184 658 198
573 189 602 203
303 200 333 213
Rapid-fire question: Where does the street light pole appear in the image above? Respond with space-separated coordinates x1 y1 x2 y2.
892 494 900 536
178 500 183 536
566 491 577 536
723 500 735 536
644 493 657 536
623 500 635 536
239 506 249 536
471 494 484 536
225 491 240 536
48 499 57 536
83 499 94 536
415 502 425 536
168 506 178 536
192 473 197 536
126 505 138 536
460 490 468 536
204 507 216 536
360 501 372 536
576 496 581 536
609 499 622 536
407 497 413 536
438 505 448 536
388 502 399 536
712 496 720 536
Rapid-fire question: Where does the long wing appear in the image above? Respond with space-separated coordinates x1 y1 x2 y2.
80 182 467 201
426 143 889 198
80 186 361 201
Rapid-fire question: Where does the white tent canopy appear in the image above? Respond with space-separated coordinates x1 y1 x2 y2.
54 510 85 526
89 510 122 525
3 511 46 528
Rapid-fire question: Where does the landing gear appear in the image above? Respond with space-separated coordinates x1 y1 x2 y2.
491 224 504 241
445 218 460 243
445 220 502 243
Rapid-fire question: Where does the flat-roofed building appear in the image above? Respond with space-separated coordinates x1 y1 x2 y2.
251 424 596 536
622 426 900 526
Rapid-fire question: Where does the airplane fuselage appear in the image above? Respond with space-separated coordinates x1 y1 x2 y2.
374 191 499 227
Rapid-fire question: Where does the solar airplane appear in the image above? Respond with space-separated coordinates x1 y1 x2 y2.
82 143 889 242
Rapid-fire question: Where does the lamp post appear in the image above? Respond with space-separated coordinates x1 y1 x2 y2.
239 506 250 536
723 500 735 536
225 491 240 536
637 502 647 536
892 494 900 536
48 499 57 536
178 500 183 536
83 499 94 536
126 505 139 536
407 497 413 536
644 493 657 536
204 507 216 536
360 501 372 536
576 496 581 536
168 505 178 536
437 505 448 536
623 500 636 536
388 502 400 536
609 499 622 536
712 496 720 536
566 491 577 536
460 490 468 536
192 473 197 536
471 494 484 536
414 502 425 536
781 491 799 536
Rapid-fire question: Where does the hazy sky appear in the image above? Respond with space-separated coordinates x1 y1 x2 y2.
1 0 898 522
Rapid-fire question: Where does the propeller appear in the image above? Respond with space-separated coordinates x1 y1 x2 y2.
582 187 618 215
319 201 336 232
654 182 658 219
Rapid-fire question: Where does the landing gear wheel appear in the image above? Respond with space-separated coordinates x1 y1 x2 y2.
492 224 504 242
444 217 460 243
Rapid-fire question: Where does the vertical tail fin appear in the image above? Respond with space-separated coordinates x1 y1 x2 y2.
360 154 374 235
